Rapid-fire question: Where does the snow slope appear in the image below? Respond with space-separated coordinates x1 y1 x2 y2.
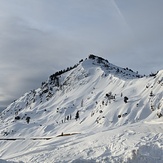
0 55 163 162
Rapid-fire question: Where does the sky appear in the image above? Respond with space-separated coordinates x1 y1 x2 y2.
0 0 163 111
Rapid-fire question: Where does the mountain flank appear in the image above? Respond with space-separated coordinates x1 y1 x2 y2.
0 54 162 162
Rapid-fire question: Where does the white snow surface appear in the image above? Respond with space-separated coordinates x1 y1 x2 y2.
0 56 163 163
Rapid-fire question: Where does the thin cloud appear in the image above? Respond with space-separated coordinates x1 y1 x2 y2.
0 0 162 110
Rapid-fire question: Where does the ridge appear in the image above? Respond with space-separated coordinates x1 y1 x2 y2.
0 54 163 162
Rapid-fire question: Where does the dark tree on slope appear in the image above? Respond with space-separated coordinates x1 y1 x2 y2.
75 111 80 121
89 54 96 59
81 99 84 107
15 116 20 120
149 91 154 97
116 68 120 73
106 92 115 100
157 112 162 118
124 96 128 103
26 117 30 124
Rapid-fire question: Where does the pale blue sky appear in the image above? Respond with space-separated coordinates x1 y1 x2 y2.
0 0 163 110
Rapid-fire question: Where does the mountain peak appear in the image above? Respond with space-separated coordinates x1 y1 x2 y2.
0 54 163 162
81 54 142 79
88 54 109 63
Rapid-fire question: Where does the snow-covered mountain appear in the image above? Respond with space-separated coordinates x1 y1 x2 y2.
0 55 163 163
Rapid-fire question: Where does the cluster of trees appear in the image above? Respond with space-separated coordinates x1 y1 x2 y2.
89 55 142 79
38 60 84 103
123 67 134 73
149 72 157 77
25 90 37 107
15 115 31 124
88 54 109 63
118 113 128 118
61 114 72 123
58 111 80 124
157 112 162 118
88 54 109 67
149 91 162 118
106 92 115 100
49 63 80 86
105 92 128 104
15 116 20 120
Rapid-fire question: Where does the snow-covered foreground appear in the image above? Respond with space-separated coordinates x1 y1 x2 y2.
0 55 163 162
1 120 163 163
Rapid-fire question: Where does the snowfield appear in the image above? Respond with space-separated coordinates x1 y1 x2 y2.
0 55 162 162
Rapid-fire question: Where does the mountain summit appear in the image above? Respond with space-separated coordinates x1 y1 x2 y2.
0 55 163 162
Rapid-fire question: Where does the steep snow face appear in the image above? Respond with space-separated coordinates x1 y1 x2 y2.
0 56 144 135
0 55 163 162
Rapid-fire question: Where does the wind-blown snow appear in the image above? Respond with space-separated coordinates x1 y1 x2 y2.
0 55 162 162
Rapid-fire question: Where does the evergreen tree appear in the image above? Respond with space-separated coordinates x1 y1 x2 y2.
150 91 154 97
75 111 79 121
81 99 84 107
26 117 30 124
124 96 128 103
